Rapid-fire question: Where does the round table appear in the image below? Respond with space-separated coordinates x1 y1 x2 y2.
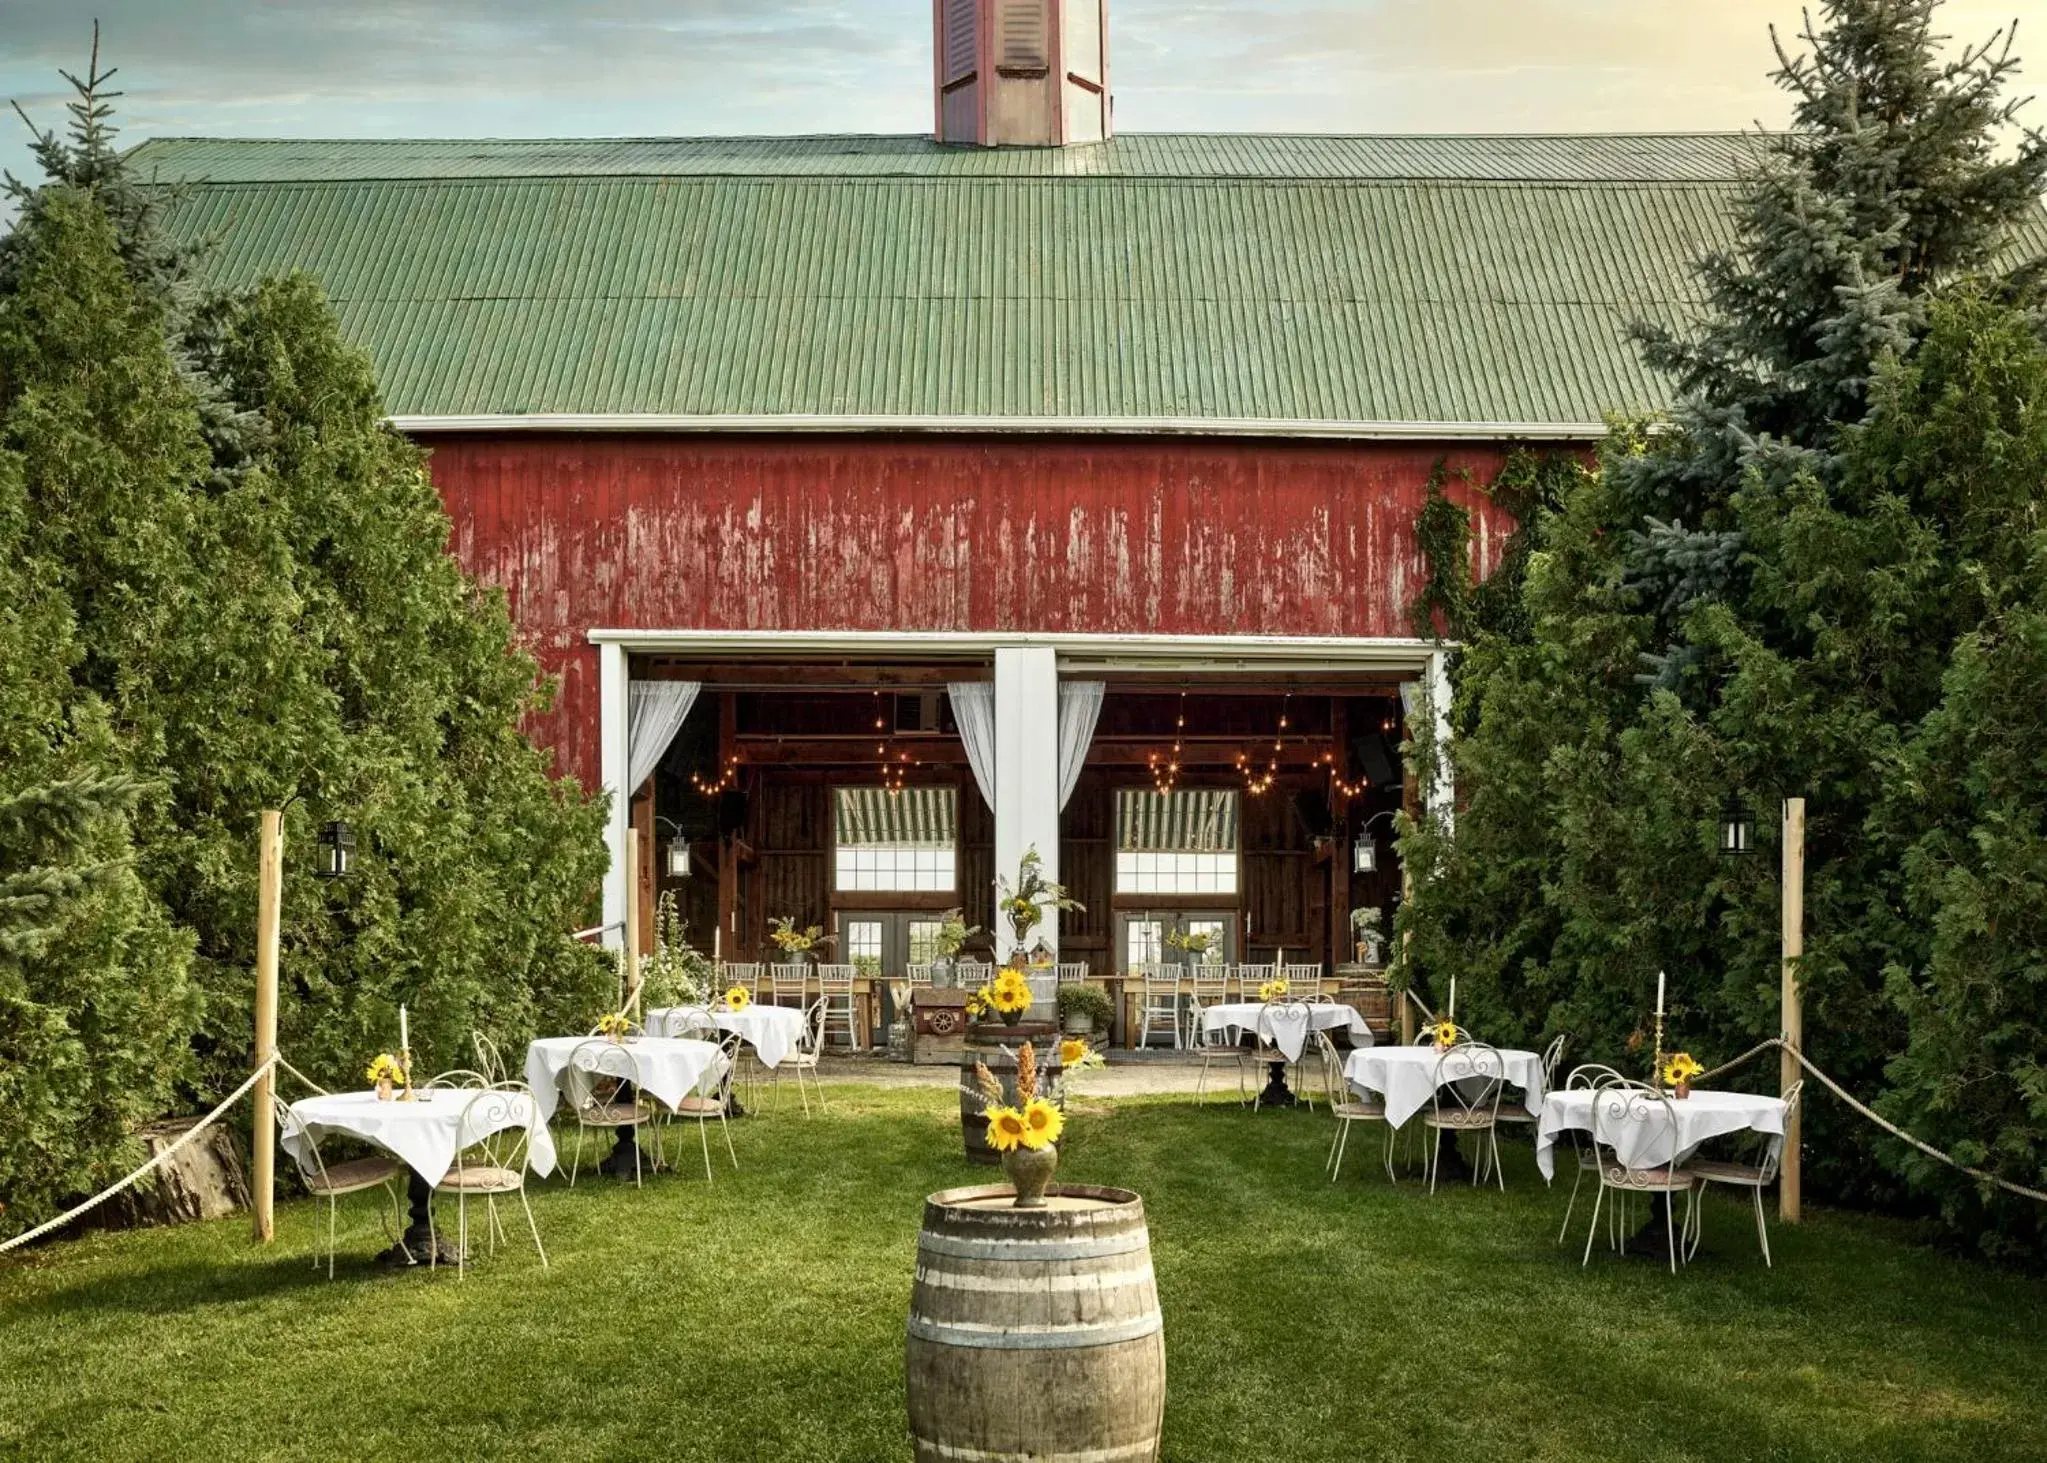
282 1088 553 1266
525 1035 729 1176
1344 1045 1547 1129
646 1004 807 1069
1536 1087 1787 1180
1201 1002 1371 1106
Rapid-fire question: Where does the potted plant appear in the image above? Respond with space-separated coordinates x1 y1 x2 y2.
930 907 980 988
994 846 1082 968
1055 981 1113 1036
769 915 833 966
1164 927 1219 969
1350 906 1385 965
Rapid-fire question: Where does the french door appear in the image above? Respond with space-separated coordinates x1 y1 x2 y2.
1117 912 1235 973
835 911 949 1037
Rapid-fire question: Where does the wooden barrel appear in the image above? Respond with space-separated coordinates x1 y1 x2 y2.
958 1033 1063 1165
906 1184 1165 1463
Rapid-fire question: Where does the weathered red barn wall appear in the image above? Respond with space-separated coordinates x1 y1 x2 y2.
424 433 1528 788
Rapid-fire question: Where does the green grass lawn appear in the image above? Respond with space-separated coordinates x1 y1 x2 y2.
4 1082 2045 1463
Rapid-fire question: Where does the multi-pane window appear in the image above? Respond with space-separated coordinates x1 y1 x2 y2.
833 786 958 893
906 919 946 966
1114 789 1239 895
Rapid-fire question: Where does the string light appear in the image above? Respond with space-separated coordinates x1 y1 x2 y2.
1147 691 1188 794
876 689 918 794
1238 694 1290 796
691 754 741 796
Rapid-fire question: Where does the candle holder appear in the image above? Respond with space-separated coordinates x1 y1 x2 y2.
398 1046 416 1102
1650 1008 1666 1094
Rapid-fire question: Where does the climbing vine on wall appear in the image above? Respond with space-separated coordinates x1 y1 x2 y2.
1406 460 1472 641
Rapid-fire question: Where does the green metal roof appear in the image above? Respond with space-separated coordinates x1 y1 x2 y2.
129 133 2047 430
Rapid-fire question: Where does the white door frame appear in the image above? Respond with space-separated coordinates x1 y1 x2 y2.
589 630 1452 946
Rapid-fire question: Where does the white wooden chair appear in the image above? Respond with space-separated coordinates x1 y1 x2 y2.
1135 965 1182 1049
1055 961 1090 985
723 962 766 1001
1186 965 1231 1047
428 1082 548 1278
1317 1031 1392 1183
1683 1080 1803 1267
906 963 936 989
1423 1041 1506 1193
1233 962 1276 1003
816 962 860 1048
272 1103 405 1279
1281 962 1325 1002
769 962 809 1010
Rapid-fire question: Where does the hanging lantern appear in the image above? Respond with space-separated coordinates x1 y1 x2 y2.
1719 796 1755 857
1353 831 1378 874
314 820 355 880
666 837 693 879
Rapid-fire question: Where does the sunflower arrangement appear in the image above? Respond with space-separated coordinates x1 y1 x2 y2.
1661 1051 1704 1093
1432 1020 1459 1051
982 1041 1065 1154
1057 1036 1105 1073
1256 978 1291 1003
364 1053 405 1087
995 846 1084 950
723 985 751 1013
769 916 834 957
595 1010 636 1040
969 968 1034 1025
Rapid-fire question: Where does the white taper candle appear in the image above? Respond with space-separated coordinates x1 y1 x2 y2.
399 1003 409 1053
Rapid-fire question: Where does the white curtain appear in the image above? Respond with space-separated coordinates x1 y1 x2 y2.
949 681 997 811
627 681 701 795
1055 681 1105 810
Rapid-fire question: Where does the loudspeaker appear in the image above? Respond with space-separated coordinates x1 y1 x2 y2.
1350 732 1400 790
1291 789 1334 839
716 788 750 836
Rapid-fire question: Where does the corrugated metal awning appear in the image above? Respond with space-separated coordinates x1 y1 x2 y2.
835 786 957 848
1116 790 1239 853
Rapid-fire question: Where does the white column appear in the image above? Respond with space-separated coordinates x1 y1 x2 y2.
598 641 630 950
993 645 1062 959
1426 647 1455 832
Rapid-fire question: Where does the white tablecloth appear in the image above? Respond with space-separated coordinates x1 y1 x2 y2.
1536 1087 1787 1181
1345 1045 1547 1129
1200 1002 1369 1063
282 1089 556 1186
523 1036 730 1122
646 1004 807 1069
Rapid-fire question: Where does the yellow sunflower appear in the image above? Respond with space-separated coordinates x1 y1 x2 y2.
725 986 751 1012
1058 1037 1089 1068
991 978 1032 1014
1433 1020 1459 1048
984 1105 1029 1152
1019 1097 1065 1149
1662 1052 1703 1087
365 1053 404 1086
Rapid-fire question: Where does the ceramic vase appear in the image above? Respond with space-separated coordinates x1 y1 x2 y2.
1002 1144 1058 1208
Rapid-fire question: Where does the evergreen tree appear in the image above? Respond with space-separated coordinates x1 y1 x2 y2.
1399 0 2047 1235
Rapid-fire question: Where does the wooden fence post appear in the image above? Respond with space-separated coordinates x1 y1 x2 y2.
1781 796 1805 1224
252 809 284 1244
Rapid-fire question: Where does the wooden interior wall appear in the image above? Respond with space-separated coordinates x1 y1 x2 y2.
1240 781 1324 965
1058 768 1113 969
747 776 830 958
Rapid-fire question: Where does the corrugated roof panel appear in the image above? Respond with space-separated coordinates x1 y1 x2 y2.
154 147 2047 425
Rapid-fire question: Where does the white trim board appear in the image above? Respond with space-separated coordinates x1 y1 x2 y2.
588 628 1448 669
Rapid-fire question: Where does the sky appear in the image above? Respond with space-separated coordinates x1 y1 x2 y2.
1 0 2043 209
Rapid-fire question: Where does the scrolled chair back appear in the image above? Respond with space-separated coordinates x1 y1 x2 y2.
424 1069 491 1090
665 1006 720 1042
564 1037 643 1118
1314 1029 1350 1104
451 1081 539 1181
1756 1079 1804 1184
1591 1080 1683 1183
1564 1062 1627 1091
1431 1040 1506 1122
796 995 829 1057
273 1098 331 1190
472 1030 509 1085
1538 1032 1570 1087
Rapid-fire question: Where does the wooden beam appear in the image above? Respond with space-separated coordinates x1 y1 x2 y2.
716 692 737 962
1329 696 1349 968
1781 796 1805 1225
251 810 283 1245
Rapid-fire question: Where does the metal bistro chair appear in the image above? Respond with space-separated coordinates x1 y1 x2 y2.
1683 1079 1804 1268
563 1038 659 1188
1555 1064 1628 1246
424 1069 491 1090
428 1082 549 1278
1250 1000 1311 1112
1582 1081 1700 1275
1135 964 1183 1050
663 1032 742 1181
1497 1032 1568 1130
1317 1030 1393 1183
769 962 810 1010
817 962 860 1048
472 1030 510 1086
772 996 830 1117
273 1102 405 1279
1191 998 1251 1106
1422 1041 1506 1193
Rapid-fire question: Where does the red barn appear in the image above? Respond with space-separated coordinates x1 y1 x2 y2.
136 1 1760 1035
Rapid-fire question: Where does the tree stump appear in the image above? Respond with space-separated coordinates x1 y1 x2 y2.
107 1117 251 1230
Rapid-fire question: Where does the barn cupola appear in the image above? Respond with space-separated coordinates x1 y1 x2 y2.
935 0 1111 147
